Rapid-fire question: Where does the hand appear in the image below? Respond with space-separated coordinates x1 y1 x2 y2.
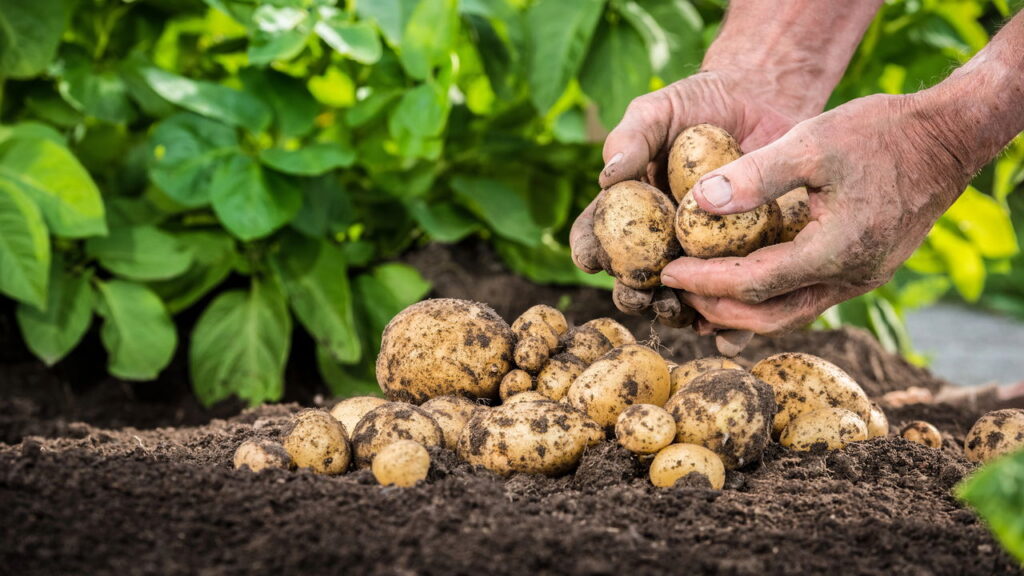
661 93 971 335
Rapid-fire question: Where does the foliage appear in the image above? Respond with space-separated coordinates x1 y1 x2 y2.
958 449 1024 564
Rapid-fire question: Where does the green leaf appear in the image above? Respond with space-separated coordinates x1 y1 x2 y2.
0 137 107 238
239 68 319 139
958 449 1024 563
527 0 606 113
0 0 67 79
580 17 652 129
272 235 361 364
291 175 356 237
86 226 193 281
210 154 302 241
149 230 236 314
248 5 312 65
400 0 459 80
0 122 66 145
406 198 479 243
16 260 93 365
346 90 401 127
388 81 451 138
353 263 431 356
137 66 272 131
943 186 1019 259
496 236 616 289
190 277 291 406
928 225 985 302
357 0 418 47
626 0 703 81
316 346 382 397
450 175 543 246
896 276 951 310
94 280 177 381
0 180 51 308
148 113 239 208
259 143 355 176
372 262 432 306
314 18 383 64
57 55 136 124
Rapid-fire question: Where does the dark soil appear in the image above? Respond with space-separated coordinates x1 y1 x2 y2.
1 242 1019 575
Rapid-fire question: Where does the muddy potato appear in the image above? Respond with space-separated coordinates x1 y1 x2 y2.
593 180 681 290
233 439 292 472
964 409 1024 463
421 395 481 449
561 325 614 364
513 337 552 373
780 408 868 451
500 369 534 402
665 369 776 469
777 187 811 242
583 318 636 348
866 402 889 438
751 352 872 438
376 298 514 403
615 404 676 455
457 401 603 475
568 345 672 428
351 403 444 468
372 440 430 487
503 391 555 405
669 357 744 397
535 353 588 401
283 409 351 475
667 124 743 203
512 305 568 372
649 443 726 489
901 421 942 448
329 396 388 436
675 190 782 259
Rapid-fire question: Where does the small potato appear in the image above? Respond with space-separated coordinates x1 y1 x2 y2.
233 439 291 472
351 403 444 468
665 369 776 469
669 357 744 397
568 345 672 428
583 318 636 348
372 440 430 487
675 190 782 259
777 187 811 242
329 396 388 436
901 421 942 448
649 443 726 490
561 325 614 365
780 407 868 451
500 369 534 402
751 353 872 438
535 353 588 401
866 402 889 438
615 404 676 455
667 124 742 203
458 401 603 475
503 391 554 405
376 298 514 403
513 336 553 373
512 305 567 372
964 409 1024 463
283 409 351 475
420 395 482 449
593 180 681 289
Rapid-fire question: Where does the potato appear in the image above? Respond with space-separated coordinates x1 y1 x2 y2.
667 124 742 203
777 187 811 242
329 396 389 436
351 402 444 468
901 421 942 448
669 357 744 397
457 400 603 475
503 391 555 405
615 404 676 455
675 190 782 259
420 395 481 449
283 409 351 475
583 318 636 348
561 325 614 365
664 369 776 469
512 305 568 372
649 443 726 489
780 407 868 451
751 353 871 438
593 180 681 289
513 337 552 373
500 369 534 402
376 298 514 403
535 353 588 401
866 402 889 438
567 345 671 428
964 409 1024 463
233 439 292 473
372 440 430 487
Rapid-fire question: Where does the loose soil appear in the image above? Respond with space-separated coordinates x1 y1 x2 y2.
1 243 1019 575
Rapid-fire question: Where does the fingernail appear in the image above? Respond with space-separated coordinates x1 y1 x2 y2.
700 175 733 207
661 272 677 287
602 152 623 177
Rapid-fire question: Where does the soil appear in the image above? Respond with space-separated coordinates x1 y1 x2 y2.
1 243 1019 575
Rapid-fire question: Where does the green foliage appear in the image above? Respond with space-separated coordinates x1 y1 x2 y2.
958 449 1024 564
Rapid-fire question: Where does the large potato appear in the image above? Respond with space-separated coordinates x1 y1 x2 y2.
351 402 444 467
669 357 744 397
567 345 671 428
667 124 742 203
420 395 482 449
512 305 568 372
615 404 676 455
329 396 388 436
780 407 868 451
283 409 351 475
665 369 776 469
777 187 811 242
675 190 782 258
751 352 871 438
649 443 726 489
535 353 587 401
593 180 680 290
457 401 603 475
964 409 1024 463
376 298 514 403
583 318 636 348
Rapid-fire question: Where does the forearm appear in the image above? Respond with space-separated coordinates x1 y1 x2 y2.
703 0 883 118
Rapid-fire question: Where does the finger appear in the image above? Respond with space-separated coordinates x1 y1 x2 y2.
569 194 606 274
612 282 653 316
679 287 832 336
651 288 696 328
599 92 672 189
715 330 753 357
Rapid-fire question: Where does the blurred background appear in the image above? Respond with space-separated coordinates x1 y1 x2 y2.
0 0 1022 406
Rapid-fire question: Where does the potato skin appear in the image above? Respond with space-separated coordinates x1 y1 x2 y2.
667 124 743 203
964 409 1024 463
233 439 292 473
751 353 871 438
866 403 889 438
780 408 868 451
535 353 588 401
675 190 782 258
567 345 672 428
900 421 942 448
420 395 482 450
777 187 811 243
593 181 681 289
503 391 554 405
376 298 514 403
615 404 676 455
500 369 534 402
669 357 744 397
283 409 351 475
583 318 636 348
351 403 444 468
665 369 776 469
372 440 430 487
512 305 567 372
457 401 603 475
649 443 726 489
561 325 614 365
329 396 388 436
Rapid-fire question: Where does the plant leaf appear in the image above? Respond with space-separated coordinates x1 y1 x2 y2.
399 0 459 80
388 80 451 139
259 143 355 176
248 5 312 66
136 66 272 131
958 449 1024 563
0 0 67 79
526 0 606 113
94 279 177 381
210 154 302 241
86 225 194 281
450 175 543 246
357 0 418 47
580 17 652 129
0 180 51 308
16 259 93 365
149 230 236 314
314 18 383 64
239 68 319 138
